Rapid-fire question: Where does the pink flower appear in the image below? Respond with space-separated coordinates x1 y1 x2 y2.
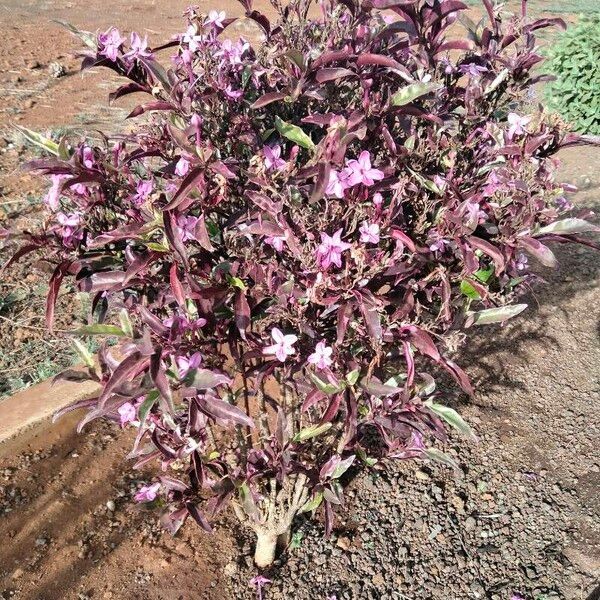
459 62 488 77
118 402 138 427
507 113 531 139
373 192 383 209
56 212 83 246
224 86 243 100
249 575 271 600
205 10 226 28
56 212 81 228
176 214 199 242
215 39 249 65
308 340 333 370
482 171 502 196
264 145 286 170
175 156 191 177
359 222 380 244
556 196 573 211
263 328 298 362
82 146 95 169
345 151 384 187
44 175 67 211
191 113 202 144
265 234 286 252
163 314 207 331
176 352 203 378
133 179 153 206
429 239 446 253
463 200 485 230
180 48 193 66
326 169 352 199
316 229 351 269
134 482 161 503
72 183 88 196
124 32 153 61
98 27 125 62
182 25 203 52
515 252 528 271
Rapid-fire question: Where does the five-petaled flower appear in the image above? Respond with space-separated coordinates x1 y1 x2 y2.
264 144 286 170
326 169 353 198
215 39 249 66
56 212 83 246
428 233 448 253
176 352 203 378
163 314 207 331
182 25 203 52
133 179 153 206
359 222 380 244
124 32 153 61
507 113 531 139
98 27 125 62
118 402 138 427
459 62 488 77
345 151 384 187
263 328 297 362
316 229 352 269
205 10 226 28
176 214 199 242
308 340 334 370
134 482 161 503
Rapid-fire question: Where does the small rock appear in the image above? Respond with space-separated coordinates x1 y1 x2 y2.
106 500 116 511
415 470 430 481
336 536 351 551
48 62 67 78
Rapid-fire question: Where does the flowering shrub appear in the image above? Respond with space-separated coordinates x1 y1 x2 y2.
544 16 600 135
4 0 599 568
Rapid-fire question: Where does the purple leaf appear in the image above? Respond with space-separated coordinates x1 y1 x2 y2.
197 396 255 428
519 236 557 268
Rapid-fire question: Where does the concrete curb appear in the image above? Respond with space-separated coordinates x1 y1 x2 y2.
0 375 100 447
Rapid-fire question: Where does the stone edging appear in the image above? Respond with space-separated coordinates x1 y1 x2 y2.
0 375 100 447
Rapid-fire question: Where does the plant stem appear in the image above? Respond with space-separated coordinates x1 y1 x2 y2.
254 531 278 568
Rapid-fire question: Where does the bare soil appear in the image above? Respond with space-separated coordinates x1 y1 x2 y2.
0 1 599 599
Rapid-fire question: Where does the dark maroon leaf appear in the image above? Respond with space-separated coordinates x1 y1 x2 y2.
46 260 71 331
251 92 287 109
186 502 213 533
